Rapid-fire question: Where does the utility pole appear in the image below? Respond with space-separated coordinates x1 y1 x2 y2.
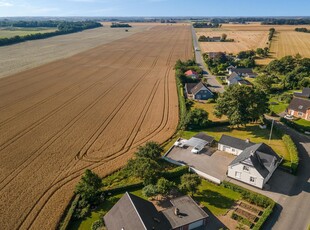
269 119 274 144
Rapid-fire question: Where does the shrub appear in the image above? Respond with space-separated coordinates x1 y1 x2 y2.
252 204 275 230
282 134 299 173
161 166 189 179
91 218 104 230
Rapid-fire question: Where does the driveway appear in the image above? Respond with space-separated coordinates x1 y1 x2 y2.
166 146 234 181
191 26 224 93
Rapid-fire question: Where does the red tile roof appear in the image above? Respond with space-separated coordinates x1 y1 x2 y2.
185 70 198 76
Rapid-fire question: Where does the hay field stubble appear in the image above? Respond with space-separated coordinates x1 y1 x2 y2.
0 24 192 229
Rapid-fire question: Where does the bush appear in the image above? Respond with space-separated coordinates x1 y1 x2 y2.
105 182 143 194
91 218 104 230
161 166 189 179
58 195 80 230
252 204 275 230
282 134 299 173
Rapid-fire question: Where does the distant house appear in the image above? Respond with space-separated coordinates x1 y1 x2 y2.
103 192 209 230
287 97 310 120
228 68 257 78
226 65 236 72
227 143 282 189
218 134 254 155
185 82 213 100
226 72 242 85
293 87 310 99
185 70 199 79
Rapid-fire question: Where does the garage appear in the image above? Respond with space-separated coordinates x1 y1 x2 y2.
189 219 204 229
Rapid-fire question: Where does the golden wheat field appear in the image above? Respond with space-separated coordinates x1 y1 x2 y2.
0 24 192 230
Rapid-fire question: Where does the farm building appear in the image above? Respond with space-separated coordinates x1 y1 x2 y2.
184 70 199 79
185 82 213 100
218 134 254 155
103 192 209 230
227 143 282 189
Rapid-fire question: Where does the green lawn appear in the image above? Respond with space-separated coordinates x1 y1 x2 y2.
294 118 310 127
0 27 57 38
193 102 228 122
181 124 289 161
269 97 288 114
68 188 146 230
195 180 241 215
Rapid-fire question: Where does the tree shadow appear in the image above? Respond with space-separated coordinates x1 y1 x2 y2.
196 189 236 210
203 207 229 230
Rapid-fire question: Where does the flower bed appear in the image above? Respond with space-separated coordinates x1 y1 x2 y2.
235 208 258 223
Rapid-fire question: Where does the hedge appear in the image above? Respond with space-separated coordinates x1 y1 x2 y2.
175 73 187 130
58 194 80 230
222 181 275 230
104 182 143 194
282 134 299 174
161 166 189 179
222 181 274 208
280 117 310 133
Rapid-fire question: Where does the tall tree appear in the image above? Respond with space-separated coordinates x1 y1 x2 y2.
179 174 201 196
156 178 175 196
75 169 102 203
214 85 268 126
135 141 163 161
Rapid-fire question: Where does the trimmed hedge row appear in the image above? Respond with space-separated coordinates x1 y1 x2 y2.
161 166 189 179
282 134 299 174
104 182 143 194
280 117 310 133
58 194 80 230
175 74 187 130
222 181 275 230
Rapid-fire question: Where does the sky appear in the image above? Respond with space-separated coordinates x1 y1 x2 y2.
0 0 309 17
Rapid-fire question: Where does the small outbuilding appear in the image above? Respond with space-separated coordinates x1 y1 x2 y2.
218 134 254 155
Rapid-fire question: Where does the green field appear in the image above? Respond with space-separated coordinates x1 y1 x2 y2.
0 27 57 38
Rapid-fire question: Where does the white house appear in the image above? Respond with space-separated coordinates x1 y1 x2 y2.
218 135 254 155
227 143 282 189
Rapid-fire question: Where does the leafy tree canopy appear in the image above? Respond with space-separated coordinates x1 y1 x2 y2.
179 173 202 196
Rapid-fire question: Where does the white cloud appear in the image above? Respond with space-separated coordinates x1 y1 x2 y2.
0 1 13 7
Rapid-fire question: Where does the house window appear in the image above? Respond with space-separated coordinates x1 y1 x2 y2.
298 112 303 117
243 166 249 172
250 177 256 183
235 172 241 178
232 148 235 152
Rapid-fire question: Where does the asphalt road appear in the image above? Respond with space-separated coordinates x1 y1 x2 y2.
191 27 224 93
263 119 310 230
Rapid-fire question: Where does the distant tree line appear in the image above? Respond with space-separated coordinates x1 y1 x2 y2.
193 22 221 28
295 28 310 33
261 18 310 25
110 23 132 28
268 28 276 41
0 20 60 27
0 21 102 46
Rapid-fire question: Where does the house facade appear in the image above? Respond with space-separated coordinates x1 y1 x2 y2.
227 143 282 189
287 88 310 120
185 82 213 100
218 135 254 155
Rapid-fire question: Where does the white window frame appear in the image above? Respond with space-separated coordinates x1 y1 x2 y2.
250 176 256 184
235 172 241 178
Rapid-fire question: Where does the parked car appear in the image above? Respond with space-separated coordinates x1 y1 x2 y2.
284 114 294 120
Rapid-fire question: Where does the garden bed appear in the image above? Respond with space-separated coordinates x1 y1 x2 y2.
235 208 258 223
240 201 263 216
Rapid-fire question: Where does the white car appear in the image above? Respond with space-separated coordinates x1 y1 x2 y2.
191 145 203 154
195 48 199 51
284 114 294 120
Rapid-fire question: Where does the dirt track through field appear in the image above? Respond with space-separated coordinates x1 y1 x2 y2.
0 25 192 229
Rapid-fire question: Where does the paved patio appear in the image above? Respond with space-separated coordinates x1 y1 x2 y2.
165 145 235 181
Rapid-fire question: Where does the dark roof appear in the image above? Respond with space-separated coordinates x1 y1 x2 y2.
191 82 213 95
230 68 253 74
294 87 310 98
229 143 282 178
228 72 241 81
104 192 170 230
185 83 197 94
219 135 254 150
194 132 214 143
288 97 310 113
161 196 208 229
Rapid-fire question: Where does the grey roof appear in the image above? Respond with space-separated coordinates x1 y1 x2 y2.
231 68 254 74
191 82 213 95
229 143 282 178
185 83 197 94
103 192 169 230
194 132 215 143
219 135 254 150
294 87 310 98
238 79 252 86
288 97 310 113
161 196 208 229
228 72 242 81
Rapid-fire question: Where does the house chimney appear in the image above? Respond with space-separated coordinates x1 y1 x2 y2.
250 150 255 156
174 208 180 216
245 138 250 143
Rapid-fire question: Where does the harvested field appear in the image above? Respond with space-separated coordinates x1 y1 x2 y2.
0 23 152 78
0 25 192 229
196 23 310 64
270 31 310 59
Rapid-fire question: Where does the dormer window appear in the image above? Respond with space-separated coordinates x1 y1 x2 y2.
299 105 303 109
243 166 249 172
